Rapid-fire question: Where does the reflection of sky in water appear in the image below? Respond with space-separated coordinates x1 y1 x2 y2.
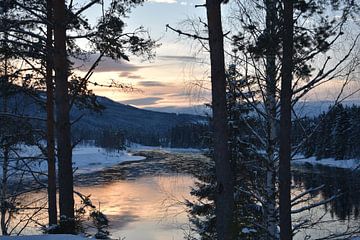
15 165 360 239
76 175 195 240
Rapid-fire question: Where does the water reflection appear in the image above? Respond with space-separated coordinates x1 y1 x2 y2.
76 174 195 240
13 163 360 239
293 165 360 221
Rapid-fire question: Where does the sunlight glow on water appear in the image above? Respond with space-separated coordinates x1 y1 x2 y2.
76 175 195 240
12 164 360 239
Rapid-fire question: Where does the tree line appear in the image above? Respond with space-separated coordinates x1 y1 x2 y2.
297 104 360 160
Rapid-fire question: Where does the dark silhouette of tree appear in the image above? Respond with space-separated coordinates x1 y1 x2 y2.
45 0 57 227
333 105 350 160
205 0 234 238
169 123 207 148
95 128 126 152
279 0 293 239
186 64 264 240
53 0 75 233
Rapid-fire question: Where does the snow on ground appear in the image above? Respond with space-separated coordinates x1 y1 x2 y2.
3 143 206 179
0 235 86 239
72 146 145 174
292 155 360 170
6 144 145 176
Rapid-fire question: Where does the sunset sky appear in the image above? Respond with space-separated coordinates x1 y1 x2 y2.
75 0 212 114
76 0 360 114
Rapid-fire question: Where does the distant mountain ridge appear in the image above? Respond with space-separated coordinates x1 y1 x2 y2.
4 89 360 139
294 100 360 117
1 92 206 140
72 96 206 135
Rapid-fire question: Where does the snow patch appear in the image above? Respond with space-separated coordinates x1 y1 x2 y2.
72 146 145 174
241 227 257 234
292 155 360 170
3 144 146 177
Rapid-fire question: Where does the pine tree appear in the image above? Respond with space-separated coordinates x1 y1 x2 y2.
333 105 350 160
205 1 234 238
187 64 265 239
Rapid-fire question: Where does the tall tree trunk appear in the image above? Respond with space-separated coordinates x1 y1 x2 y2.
264 0 278 238
1 33 9 236
1 98 8 235
206 1 234 239
53 0 75 233
46 0 57 227
279 0 293 239
0 146 8 236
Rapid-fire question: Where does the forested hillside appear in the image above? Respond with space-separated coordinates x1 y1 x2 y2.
0 90 205 146
296 104 360 160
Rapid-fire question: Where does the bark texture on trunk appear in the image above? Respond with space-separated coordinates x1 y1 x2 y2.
264 0 278 238
46 0 57 227
279 0 293 239
1 146 8 236
1 38 9 236
53 0 75 233
206 1 234 239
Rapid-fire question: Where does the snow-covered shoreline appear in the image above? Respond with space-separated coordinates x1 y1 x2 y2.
292 156 360 170
3 144 146 179
0 235 86 239
72 146 145 174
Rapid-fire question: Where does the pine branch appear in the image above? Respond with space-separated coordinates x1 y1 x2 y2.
166 24 209 40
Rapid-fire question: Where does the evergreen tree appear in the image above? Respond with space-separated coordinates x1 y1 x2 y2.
187 64 265 239
333 105 350 160
302 104 360 161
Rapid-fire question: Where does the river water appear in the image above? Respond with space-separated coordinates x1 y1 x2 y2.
76 174 195 240
11 153 360 239
292 164 360 239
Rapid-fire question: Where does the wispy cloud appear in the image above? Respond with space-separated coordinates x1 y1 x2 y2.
72 54 144 73
121 97 163 106
144 104 209 115
137 81 167 87
158 55 199 62
119 72 143 79
148 0 177 3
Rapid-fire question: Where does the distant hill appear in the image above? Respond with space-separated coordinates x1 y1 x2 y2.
71 96 205 135
4 88 360 144
1 91 206 144
294 100 360 117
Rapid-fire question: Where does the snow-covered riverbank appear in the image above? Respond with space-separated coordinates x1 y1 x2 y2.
4 144 146 178
72 146 145 174
292 156 360 170
0 235 86 239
